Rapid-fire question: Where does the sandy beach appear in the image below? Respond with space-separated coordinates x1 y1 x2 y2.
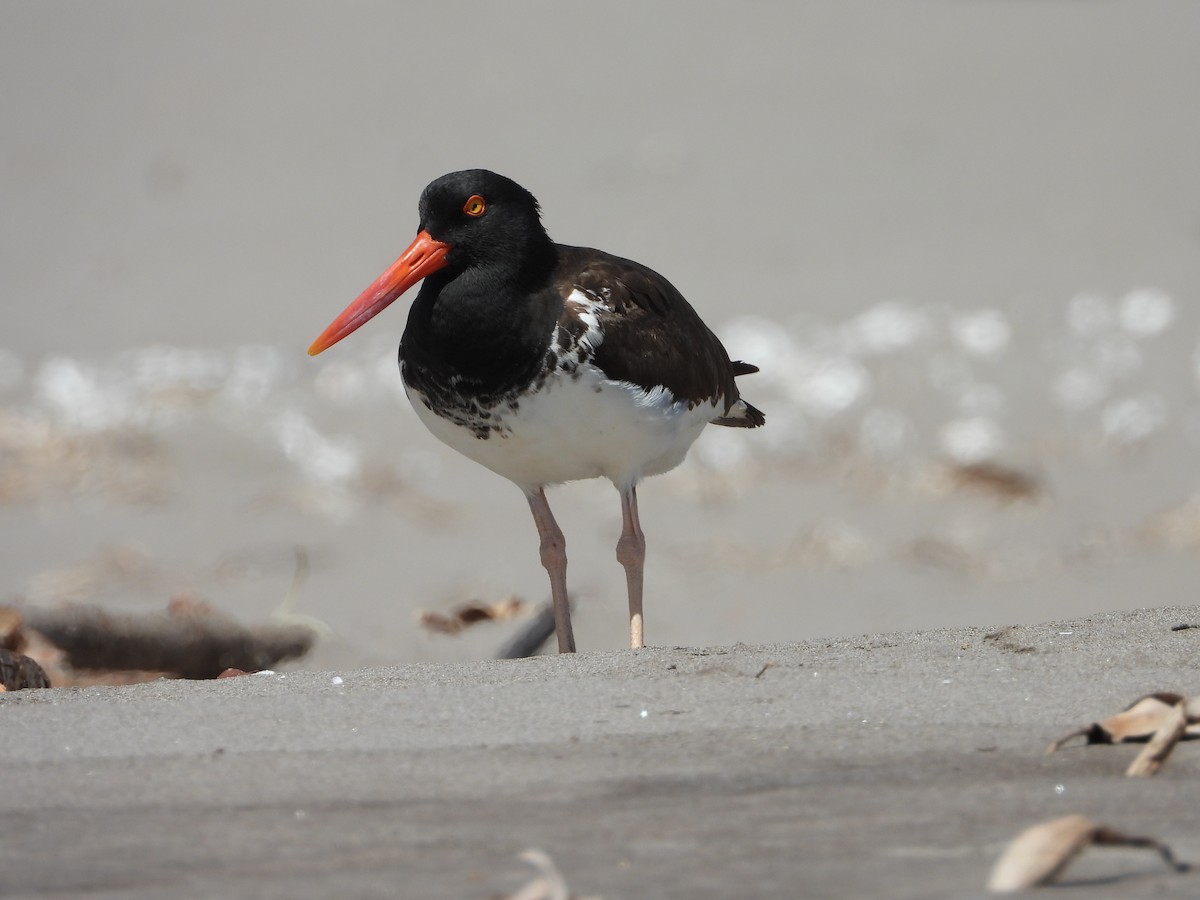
2 1 1199 896
4 606 1200 897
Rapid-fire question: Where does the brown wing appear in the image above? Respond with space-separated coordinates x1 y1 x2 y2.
553 244 759 422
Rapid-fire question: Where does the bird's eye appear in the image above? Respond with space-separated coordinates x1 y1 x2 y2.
463 195 486 217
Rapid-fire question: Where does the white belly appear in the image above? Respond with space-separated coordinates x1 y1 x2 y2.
406 362 719 491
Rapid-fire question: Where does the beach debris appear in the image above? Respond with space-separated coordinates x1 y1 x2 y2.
496 848 600 900
987 814 1189 892
496 601 558 660
945 461 1042 502
0 647 51 690
982 626 1036 654
1126 699 1191 778
268 547 333 638
1047 693 1191 749
7 597 316 684
418 596 525 636
1046 693 1200 776
0 605 22 648
0 607 52 690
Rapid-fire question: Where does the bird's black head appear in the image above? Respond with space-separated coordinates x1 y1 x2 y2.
417 169 554 275
309 169 556 356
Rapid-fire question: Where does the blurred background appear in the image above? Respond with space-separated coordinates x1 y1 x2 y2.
1 2 1198 668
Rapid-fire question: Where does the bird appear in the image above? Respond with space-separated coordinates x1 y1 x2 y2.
308 169 763 653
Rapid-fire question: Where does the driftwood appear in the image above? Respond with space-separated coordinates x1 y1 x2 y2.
496 602 559 660
15 599 315 682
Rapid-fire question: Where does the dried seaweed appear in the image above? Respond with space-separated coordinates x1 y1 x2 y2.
988 815 1188 892
418 597 525 636
1047 693 1200 777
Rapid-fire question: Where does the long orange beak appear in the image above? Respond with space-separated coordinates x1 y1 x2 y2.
308 230 451 355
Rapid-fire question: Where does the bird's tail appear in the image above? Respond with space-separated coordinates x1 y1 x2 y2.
714 399 765 428
715 360 765 427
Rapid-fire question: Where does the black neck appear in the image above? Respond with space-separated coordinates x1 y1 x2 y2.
400 242 562 397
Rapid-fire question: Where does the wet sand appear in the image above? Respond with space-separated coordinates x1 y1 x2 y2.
4 606 1200 898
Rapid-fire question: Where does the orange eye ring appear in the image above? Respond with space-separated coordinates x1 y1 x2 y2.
463 195 486 217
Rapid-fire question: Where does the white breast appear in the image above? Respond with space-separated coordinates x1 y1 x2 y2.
406 362 720 491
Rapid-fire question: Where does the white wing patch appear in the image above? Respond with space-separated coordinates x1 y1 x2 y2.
564 288 607 349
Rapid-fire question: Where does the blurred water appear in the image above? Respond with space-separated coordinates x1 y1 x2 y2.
6 288 1195 502
1 288 1197 664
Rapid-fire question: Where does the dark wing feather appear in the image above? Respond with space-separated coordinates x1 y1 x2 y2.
553 245 754 417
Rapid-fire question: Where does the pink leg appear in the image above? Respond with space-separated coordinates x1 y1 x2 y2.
526 487 575 653
616 485 646 649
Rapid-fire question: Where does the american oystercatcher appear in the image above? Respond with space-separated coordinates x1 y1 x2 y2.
309 170 763 653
